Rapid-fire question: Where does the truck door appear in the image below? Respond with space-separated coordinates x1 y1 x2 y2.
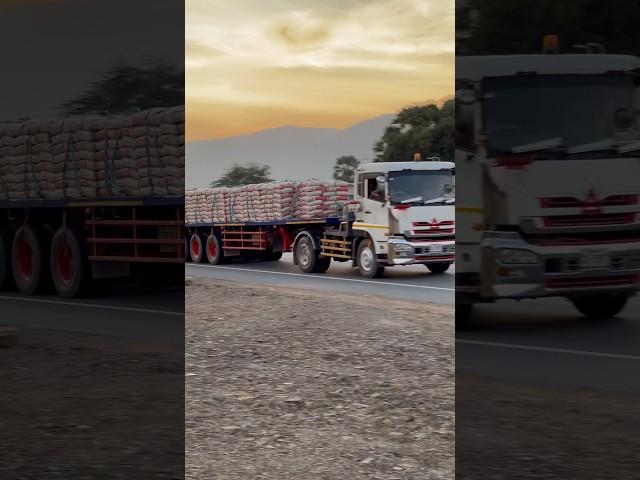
359 173 389 227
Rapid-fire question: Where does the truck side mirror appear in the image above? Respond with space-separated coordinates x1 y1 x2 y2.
456 89 475 105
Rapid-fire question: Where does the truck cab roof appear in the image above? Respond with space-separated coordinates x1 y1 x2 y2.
358 161 454 174
457 54 640 81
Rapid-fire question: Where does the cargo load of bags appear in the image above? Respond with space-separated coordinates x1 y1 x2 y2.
186 180 350 224
0 106 184 200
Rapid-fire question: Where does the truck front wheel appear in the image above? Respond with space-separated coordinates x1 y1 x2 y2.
426 262 451 274
571 294 628 320
357 239 384 278
50 227 90 298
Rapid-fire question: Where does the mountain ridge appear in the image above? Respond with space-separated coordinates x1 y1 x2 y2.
186 113 395 188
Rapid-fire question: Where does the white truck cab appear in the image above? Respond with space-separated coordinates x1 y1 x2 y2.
456 52 640 322
337 161 455 276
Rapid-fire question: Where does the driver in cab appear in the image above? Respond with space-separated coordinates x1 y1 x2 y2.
368 177 386 202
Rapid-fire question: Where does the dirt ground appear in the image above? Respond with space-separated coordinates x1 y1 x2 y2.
186 277 454 480
456 372 640 480
0 328 184 479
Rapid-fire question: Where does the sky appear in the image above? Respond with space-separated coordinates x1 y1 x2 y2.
0 0 183 120
186 0 454 141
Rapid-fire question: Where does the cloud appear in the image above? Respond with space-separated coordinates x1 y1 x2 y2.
186 0 454 139
271 12 332 49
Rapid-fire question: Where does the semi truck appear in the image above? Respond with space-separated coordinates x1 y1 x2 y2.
0 108 185 298
455 44 640 324
186 161 455 278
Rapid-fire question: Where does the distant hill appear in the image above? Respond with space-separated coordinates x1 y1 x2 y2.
186 114 395 188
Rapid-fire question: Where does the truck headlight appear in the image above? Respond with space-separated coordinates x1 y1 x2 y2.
392 243 414 257
497 248 539 265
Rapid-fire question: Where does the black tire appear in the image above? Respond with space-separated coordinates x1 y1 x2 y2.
185 237 192 262
427 262 451 274
205 234 224 265
455 303 474 330
189 233 205 263
572 294 628 320
270 250 283 261
0 228 15 291
295 235 329 273
12 225 52 295
50 227 91 298
357 239 384 278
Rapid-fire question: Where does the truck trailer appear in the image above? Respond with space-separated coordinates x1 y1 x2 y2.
0 107 185 298
186 161 456 278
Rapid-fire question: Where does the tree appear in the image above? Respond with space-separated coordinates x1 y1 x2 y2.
374 100 453 162
60 59 184 116
459 0 640 56
211 163 274 187
333 155 360 183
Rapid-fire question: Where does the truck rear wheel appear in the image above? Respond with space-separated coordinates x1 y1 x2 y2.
185 237 191 262
189 233 205 263
0 228 15 291
295 235 330 273
357 239 384 278
426 262 451 274
571 294 628 320
455 303 474 330
50 227 90 298
206 234 224 265
12 225 52 295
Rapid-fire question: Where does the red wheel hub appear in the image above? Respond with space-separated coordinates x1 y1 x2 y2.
56 241 74 285
191 236 200 257
16 235 33 280
207 238 217 258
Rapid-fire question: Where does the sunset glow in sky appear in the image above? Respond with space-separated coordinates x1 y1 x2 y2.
186 0 454 141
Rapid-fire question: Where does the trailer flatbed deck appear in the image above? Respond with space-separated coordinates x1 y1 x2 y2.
0 195 184 209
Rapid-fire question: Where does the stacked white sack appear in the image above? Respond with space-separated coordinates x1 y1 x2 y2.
185 180 350 223
0 106 184 200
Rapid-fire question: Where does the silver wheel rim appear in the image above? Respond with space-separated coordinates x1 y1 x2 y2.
360 246 374 271
298 239 311 267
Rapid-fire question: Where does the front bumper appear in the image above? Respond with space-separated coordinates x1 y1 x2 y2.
387 238 455 266
480 234 640 300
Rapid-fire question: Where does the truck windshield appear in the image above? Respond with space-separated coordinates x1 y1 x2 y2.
483 75 638 154
388 170 454 205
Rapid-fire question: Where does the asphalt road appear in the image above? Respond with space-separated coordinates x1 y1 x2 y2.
186 252 455 304
187 254 639 392
0 285 184 344
458 297 640 392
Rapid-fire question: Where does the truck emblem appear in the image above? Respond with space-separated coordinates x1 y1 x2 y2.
581 188 602 214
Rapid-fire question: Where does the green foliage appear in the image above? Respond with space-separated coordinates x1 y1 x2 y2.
374 100 453 162
333 155 360 183
458 0 640 55
60 60 184 116
211 163 274 187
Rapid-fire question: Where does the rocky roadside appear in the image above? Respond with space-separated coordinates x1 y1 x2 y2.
186 277 454 480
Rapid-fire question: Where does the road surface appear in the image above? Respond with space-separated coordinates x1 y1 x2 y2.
458 297 640 392
187 254 639 392
0 285 184 344
186 253 455 304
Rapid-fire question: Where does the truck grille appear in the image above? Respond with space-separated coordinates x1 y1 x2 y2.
542 213 635 227
411 220 454 239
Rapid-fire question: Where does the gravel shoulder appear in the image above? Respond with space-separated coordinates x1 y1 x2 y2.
186 277 454 480
456 372 640 480
0 327 184 479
